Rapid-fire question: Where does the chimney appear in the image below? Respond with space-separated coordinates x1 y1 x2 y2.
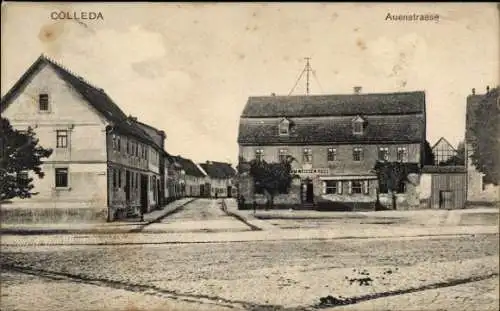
271 92 276 96
353 86 362 94
486 86 490 94
472 88 476 95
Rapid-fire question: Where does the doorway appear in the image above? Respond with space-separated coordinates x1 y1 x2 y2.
140 174 148 214
439 190 453 209
227 186 232 198
301 179 314 203
125 170 131 203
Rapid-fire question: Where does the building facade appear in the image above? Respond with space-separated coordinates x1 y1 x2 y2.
199 161 237 198
174 156 208 197
164 154 184 203
0 55 165 220
465 86 499 205
237 89 428 210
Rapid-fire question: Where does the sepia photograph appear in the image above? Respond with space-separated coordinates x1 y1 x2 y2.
1 2 499 311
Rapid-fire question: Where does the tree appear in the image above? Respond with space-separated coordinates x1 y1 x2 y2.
469 87 499 185
423 140 435 166
246 156 298 209
373 161 416 210
0 117 53 201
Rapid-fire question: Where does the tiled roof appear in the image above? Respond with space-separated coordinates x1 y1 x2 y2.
0 54 162 151
241 92 425 118
238 114 425 145
174 156 206 178
199 161 236 179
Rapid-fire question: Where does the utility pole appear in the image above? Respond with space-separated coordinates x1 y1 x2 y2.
304 57 311 96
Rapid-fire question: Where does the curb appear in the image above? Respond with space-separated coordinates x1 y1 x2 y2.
129 198 196 233
220 200 262 231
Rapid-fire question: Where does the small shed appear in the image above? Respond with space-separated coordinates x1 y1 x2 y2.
421 166 467 209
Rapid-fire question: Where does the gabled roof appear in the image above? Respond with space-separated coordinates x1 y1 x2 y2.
173 156 206 178
431 137 457 152
0 54 162 150
199 161 236 179
238 114 425 145
241 91 426 118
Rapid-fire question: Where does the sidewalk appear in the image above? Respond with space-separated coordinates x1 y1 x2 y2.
1 224 498 246
0 198 195 235
226 202 498 227
223 199 279 231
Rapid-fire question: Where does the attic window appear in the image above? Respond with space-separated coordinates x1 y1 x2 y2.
39 93 49 111
279 118 290 136
352 116 365 135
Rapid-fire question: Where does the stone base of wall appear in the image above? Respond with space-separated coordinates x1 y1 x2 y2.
0 206 107 224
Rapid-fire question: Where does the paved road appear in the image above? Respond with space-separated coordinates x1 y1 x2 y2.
1 233 498 311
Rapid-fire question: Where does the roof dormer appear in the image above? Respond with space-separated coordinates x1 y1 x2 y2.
352 115 366 135
278 118 291 136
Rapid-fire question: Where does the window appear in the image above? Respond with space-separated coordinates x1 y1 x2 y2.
303 148 312 163
327 148 337 161
378 147 389 161
397 147 407 162
17 171 29 187
55 168 69 188
135 143 139 156
325 181 338 194
56 130 68 148
255 149 264 161
126 141 130 154
279 119 290 136
116 137 121 151
351 180 363 194
353 147 363 161
113 169 117 188
352 118 364 135
278 149 288 162
397 181 406 193
39 94 49 111
136 173 139 189
118 169 122 188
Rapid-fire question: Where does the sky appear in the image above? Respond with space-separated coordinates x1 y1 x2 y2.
1 3 499 166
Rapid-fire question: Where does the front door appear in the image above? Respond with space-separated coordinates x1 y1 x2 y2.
227 186 232 198
301 179 314 203
439 191 453 209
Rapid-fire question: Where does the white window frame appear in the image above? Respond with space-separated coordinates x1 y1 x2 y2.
327 148 337 162
279 119 290 136
255 149 264 161
303 148 313 163
353 147 363 162
278 149 288 162
56 129 69 149
397 147 408 162
378 147 389 161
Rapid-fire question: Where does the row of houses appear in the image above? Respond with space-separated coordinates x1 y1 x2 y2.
0 55 236 221
236 86 499 210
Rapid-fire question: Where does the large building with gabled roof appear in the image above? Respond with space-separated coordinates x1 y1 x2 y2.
237 88 428 210
0 54 166 220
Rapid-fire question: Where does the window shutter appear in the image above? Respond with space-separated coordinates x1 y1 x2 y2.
363 180 369 194
348 181 352 194
337 181 342 194
321 181 326 194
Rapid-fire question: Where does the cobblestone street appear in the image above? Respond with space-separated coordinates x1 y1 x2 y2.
1 201 498 311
